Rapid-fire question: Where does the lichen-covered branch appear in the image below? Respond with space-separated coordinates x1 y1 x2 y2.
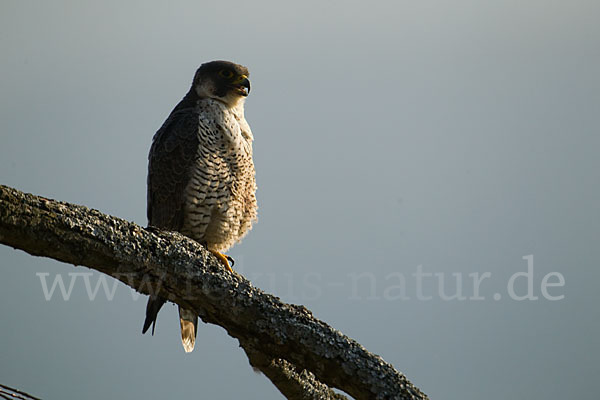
243 348 350 400
0 383 41 400
0 184 428 400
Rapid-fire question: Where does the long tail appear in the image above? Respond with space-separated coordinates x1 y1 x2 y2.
178 307 198 353
142 295 166 335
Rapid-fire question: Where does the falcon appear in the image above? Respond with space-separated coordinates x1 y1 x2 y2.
142 61 257 352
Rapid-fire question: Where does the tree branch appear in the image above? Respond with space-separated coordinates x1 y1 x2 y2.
243 348 350 400
0 184 428 400
0 384 41 400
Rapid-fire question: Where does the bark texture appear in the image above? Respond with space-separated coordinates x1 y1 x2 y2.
0 184 428 400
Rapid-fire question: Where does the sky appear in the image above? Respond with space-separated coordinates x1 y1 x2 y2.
1 0 599 399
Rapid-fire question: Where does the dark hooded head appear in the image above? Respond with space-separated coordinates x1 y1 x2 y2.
192 60 250 107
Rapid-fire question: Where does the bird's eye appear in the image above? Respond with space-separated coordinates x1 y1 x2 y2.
218 70 234 79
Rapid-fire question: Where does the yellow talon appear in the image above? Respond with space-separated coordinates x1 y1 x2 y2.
209 250 233 272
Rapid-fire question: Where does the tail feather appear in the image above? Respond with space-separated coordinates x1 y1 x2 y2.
179 307 198 353
142 295 166 335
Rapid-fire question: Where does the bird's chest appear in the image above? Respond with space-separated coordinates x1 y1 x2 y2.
186 102 254 208
196 102 253 159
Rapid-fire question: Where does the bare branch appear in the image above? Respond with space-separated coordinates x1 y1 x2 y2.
243 347 349 400
0 384 42 400
0 185 428 400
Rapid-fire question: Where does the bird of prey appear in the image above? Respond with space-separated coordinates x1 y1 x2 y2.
142 60 257 352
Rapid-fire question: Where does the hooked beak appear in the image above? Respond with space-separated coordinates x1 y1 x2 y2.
232 75 251 96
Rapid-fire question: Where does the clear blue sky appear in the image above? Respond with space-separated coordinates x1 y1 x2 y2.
1 1 598 398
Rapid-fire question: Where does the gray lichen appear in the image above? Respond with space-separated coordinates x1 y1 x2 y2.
0 184 428 400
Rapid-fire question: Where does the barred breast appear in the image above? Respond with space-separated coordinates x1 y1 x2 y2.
181 99 257 252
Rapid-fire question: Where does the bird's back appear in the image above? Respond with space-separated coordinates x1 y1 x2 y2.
147 102 201 232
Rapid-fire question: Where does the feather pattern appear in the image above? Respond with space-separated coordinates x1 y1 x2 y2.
143 61 257 353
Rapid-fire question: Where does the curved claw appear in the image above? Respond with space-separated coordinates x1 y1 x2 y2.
209 250 234 272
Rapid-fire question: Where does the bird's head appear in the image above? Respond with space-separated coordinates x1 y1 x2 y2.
192 60 250 108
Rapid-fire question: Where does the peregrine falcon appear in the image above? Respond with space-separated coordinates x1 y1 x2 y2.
142 60 257 352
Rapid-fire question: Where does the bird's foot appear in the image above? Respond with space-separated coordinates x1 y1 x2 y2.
209 250 234 272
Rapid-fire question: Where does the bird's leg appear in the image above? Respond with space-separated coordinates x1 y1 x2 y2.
209 250 233 272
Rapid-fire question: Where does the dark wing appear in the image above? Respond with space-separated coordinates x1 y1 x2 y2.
147 108 200 230
143 108 199 336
